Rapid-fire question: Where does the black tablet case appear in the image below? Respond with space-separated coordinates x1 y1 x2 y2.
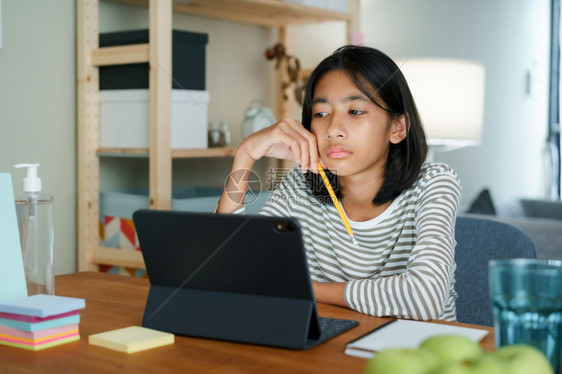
133 210 333 349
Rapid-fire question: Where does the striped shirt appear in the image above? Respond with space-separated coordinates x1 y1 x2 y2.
255 162 461 321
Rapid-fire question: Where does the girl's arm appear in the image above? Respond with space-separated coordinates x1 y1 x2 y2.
313 281 347 307
216 117 318 214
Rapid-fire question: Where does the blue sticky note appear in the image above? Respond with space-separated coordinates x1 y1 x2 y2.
0 173 27 301
0 294 85 318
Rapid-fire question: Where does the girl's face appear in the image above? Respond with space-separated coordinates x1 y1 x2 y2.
310 70 406 178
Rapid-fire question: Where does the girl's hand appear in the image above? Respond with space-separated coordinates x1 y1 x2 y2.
238 117 319 172
217 117 318 214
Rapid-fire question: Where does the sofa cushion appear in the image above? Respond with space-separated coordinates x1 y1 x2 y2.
466 188 496 215
461 213 562 261
520 199 562 220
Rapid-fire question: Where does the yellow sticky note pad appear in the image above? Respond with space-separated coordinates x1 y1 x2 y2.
88 326 174 353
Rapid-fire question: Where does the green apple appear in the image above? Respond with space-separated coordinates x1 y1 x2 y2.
364 348 439 374
420 335 483 365
429 354 507 374
493 344 553 374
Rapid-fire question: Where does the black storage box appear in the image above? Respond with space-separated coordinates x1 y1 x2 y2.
99 29 208 90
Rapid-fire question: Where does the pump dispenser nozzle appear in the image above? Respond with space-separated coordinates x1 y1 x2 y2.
14 163 42 193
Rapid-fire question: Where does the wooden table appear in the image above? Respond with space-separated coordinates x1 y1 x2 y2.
0 272 494 373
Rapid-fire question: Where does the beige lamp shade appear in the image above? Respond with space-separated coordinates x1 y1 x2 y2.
396 58 486 147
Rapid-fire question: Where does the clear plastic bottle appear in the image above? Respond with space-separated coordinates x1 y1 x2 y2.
14 163 54 295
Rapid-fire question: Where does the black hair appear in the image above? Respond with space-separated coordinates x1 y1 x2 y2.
302 45 427 206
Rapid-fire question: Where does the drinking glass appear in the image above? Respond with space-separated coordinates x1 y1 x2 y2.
489 258 562 373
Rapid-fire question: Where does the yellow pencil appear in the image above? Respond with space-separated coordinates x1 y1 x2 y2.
317 161 358 246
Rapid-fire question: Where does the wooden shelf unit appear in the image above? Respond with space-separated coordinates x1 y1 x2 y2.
76 0 360 271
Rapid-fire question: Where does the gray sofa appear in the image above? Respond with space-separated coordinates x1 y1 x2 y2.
257 188 562 260
462 198 562 261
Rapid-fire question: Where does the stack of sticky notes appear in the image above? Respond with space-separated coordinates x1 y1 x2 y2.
0 294 85 351
89 326 174 353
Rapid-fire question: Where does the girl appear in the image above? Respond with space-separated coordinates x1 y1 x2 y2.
217 45 460 321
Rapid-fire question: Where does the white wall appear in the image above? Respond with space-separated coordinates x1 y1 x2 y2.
366 0 552 208
0 1 76 276
292 0 552 208
0 0 552 274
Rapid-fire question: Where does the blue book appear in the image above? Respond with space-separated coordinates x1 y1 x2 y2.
0 294 85 318
0 314 81 332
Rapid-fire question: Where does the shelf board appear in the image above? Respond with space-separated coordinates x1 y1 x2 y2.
97 147 236 158
93 246 146 269
103 0 352 27
91 44 150 67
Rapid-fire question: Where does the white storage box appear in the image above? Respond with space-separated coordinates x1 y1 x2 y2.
99 89 209 149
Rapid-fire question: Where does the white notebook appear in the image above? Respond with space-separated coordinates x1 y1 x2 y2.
345 319 489 359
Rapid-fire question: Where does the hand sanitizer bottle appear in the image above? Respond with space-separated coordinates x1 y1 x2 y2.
14 163 54 295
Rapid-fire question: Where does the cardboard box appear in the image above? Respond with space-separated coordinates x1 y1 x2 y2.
99 89 209 149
